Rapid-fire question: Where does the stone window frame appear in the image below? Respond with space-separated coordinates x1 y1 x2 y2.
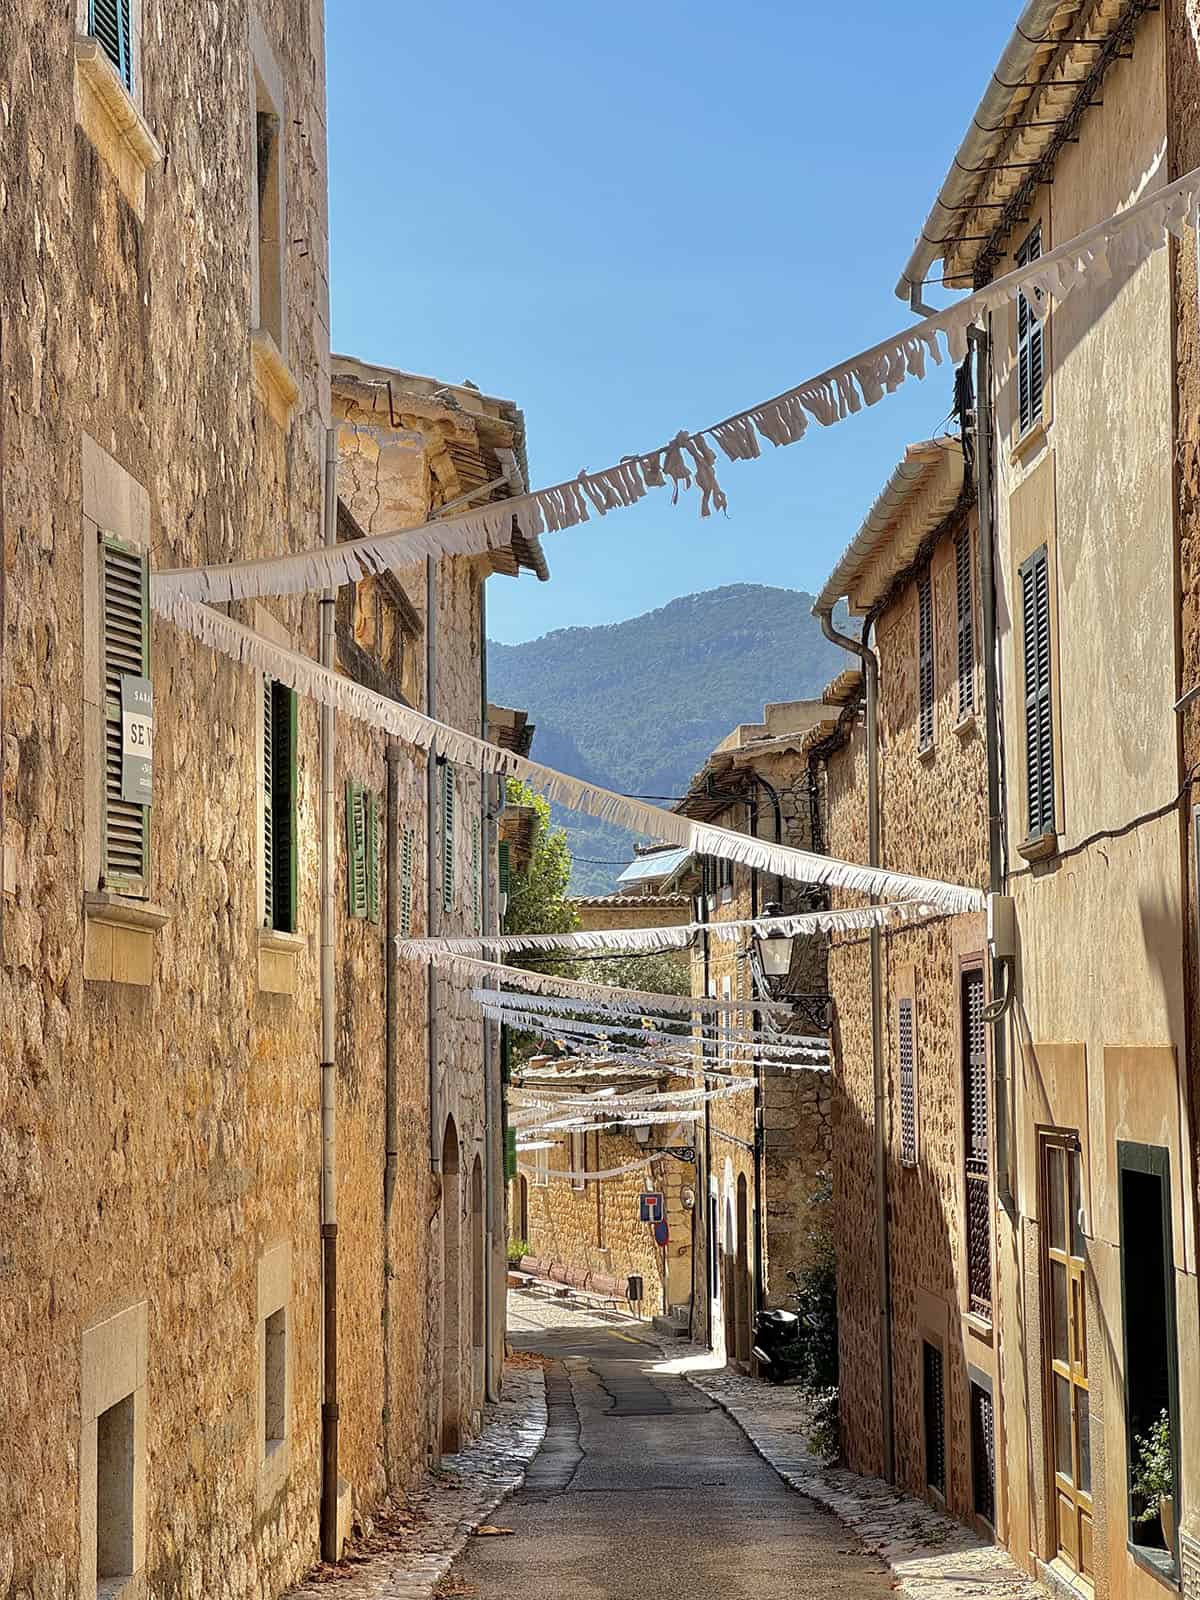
257 1242 292 1510
73 0 162 221
568 1131 586 1192
81 435 170 986
80 1298 148 1600
253 605 306 994
248 17 299 428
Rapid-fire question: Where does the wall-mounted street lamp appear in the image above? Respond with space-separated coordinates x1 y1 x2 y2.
756 901 795 986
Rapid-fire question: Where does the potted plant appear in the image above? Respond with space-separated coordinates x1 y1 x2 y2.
507 1239 530 1269
1132 1409 1174 1548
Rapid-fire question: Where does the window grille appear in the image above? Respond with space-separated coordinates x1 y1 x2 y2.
971 1381 996 1523
923 1342 946 1495
918 567 934 750
899 999 917 1166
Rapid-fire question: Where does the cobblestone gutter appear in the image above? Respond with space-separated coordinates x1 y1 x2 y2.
682 1365 1050 1600
290 1363 547 1599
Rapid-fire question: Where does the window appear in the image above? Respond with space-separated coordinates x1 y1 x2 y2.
717 855 734 901
400 826 416 939
922 1341 945 1496
534 1143 550 1187
100 533 152 896
962 967 992 1320
252 66 284 347
264 1307 286 1455
970 1378 996 1525
918 567 934 750
89 0 133 91
96 1393 135 1585
956 525 975 718
441 762 456 915
1020 546 1055 842
1118 1142 1180 1579
1016 225 1045 436
569 1131 586 1191
898 998 918 1166
263 680 298 932
345 781 381 924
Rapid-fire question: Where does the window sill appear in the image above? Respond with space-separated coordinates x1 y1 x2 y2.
1018 830 1058 864
74 37 162 221
917 741 936 764
1126 1540 1179 1592
1012 417 1049 465
251 330 300 429
954 711 978 739
257 1435 291 1512
84 893 169 987
963 1310 994 1342
258 927 305 995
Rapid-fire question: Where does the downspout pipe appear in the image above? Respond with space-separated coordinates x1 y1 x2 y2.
969 324 1016 1215
816 606 894 1486
427 557 442 1175
319 427 340 1563
382 738 401 1485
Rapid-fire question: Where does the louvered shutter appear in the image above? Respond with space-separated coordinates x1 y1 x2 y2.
955 526 975 718
399 826 415 939
89 0 133 89
471 817 481 934
498 840 510 898
923 1342 946 1494
100 534 150 895
1016 227 1044 436
263 680 274 927
898 999 917 1166
268 682 298 932
963 968 992 1318
367 790 381 925
441 763 455 915
1020 547 1055 840
918 568 934 749
345 780 366 919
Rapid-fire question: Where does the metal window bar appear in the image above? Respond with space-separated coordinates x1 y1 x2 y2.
971 1382 996 1523
899 999 917 1166
923 1342 946 1494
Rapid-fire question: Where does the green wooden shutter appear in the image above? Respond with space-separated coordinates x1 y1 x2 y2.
471 817 481 934
498 840 510 898
268 682 298 931
1020 547 1055 840
89 0 133 89
345 779 366 919
505 1125 518 1183
1016 226 1044 436
399 826 415 939
917 567 934 749
441 762 455 915
100 533 150 895
367 789 381 925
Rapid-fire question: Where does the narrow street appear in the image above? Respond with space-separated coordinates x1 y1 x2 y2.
445 1305 894 1600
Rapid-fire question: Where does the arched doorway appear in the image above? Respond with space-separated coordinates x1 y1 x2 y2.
440 1117 461 1456
735 1174 751 1364
471 1156 485 1417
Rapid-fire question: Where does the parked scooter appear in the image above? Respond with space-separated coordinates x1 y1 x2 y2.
751 1306 804 1383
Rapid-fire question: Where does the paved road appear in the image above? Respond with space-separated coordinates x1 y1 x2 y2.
446 1320 894 1600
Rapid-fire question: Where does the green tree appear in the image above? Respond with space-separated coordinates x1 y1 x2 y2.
504 779 579 940
568 951 691 997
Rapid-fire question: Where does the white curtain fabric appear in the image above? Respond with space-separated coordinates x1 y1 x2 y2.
152 597 981 912
152 165 1200 607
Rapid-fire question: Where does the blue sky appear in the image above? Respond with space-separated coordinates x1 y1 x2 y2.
327 2 1014 645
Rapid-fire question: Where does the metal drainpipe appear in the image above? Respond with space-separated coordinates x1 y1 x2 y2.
382 737 401 1485
816 607 894 1486
968 324 1015 1215
319 427 340 1562
479 578 502 1402
426 556 442 1175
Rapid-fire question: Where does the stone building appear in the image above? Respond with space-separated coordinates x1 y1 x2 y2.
812 439 993 1533
672 701 835 1357
0 5 547 1593
878 5 1199 1596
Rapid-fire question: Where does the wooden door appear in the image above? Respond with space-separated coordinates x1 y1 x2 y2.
1042 1134 1092 1582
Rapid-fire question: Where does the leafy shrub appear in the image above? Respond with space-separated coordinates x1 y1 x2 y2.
507 1239 530 1267
785 1174 840 1459
1132 1409 1173 1503
806 1387 841 1464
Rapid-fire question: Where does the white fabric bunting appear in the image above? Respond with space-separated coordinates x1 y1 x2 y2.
152 164 1200 608
477 1004 828 1060
152 597 981 912
478 990 828 1054
517 1154 673 1183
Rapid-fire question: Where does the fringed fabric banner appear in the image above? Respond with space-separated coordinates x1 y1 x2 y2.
477 1004 829 1061
151 597 982 912
415 953 795 1018
152 165 1200 607
517 1154 669 1183
475 989 829 1050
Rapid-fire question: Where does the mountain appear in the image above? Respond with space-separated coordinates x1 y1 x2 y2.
487 584 852 895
